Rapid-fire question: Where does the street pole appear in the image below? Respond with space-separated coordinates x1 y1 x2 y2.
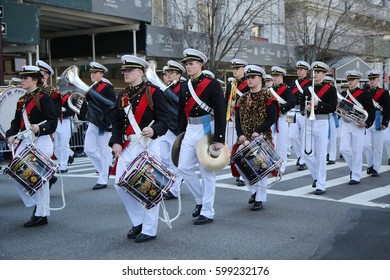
0 28 4 86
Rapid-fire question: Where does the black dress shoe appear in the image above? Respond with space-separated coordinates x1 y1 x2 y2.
92 184 107 190
127 224 142 239
193 215 213 225
327 160 336 165
298 164 307 171
236 178 245 186
251 201 263 211
67 155 74 165
59 169 68 173
49 176 57 190
371 169 378 177
348 180 360 185
135 233 156 243
312 180 317 188
23 216 48 227
248 193 256 204
339 154 344 159
313 189 325 195
163 191 177 200
192 204 202 217
366 166 373 175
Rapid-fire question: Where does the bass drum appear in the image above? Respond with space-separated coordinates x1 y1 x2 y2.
0 86 26 139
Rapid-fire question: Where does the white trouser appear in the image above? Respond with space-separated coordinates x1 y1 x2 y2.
53 118 74 171
363 124 384 172
14 135 53 217
327 114 339 162
384 125 390 159
84 123 112 185
340 121 365 181
178 119 216 219
247 177 268 202
272 114 288 172
302 119 329 191
114 138 161 236
289 112 306 164
159 129 182 197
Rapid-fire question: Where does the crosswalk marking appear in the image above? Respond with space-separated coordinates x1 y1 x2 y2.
58 157 390 209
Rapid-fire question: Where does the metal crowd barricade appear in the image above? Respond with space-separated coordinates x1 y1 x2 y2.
0 119 89 163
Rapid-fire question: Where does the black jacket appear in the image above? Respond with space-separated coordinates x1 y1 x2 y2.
368 87 390 127
272 83 295 114
302 82 338 115
109 82 170 146
79 80 116 132
178 74 227 144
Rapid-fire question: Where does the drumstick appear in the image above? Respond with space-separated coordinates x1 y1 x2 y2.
7 120 48 140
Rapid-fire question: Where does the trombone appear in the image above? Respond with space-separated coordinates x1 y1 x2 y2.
304 71 321 155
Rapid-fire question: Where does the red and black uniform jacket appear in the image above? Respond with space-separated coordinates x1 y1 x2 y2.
6 89 58 138
368 86 390 127
302 82 337 116
289 78 311 114
60 92 76 119
272 83 295 114
109 82 170 147
177 73 227 144
225 77 250 103
79 80 117 132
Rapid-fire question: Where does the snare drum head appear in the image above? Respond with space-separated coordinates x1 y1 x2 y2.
0 86 26 138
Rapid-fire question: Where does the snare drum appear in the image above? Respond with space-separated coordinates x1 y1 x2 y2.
117 151 176 209
3 144 58 196
231 137 282 186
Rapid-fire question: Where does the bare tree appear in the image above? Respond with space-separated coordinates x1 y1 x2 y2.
168 0 279 73
285 0 369 63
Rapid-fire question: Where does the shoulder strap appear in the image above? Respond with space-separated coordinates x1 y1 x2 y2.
184 78 213 119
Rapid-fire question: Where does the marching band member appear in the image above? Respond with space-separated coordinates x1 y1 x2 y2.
160 60 186 200
110 55 171 243
339 70 375 185
324 76 339 165
162 66 170 85
36 60 61 186
270 66 295 175
53 90 76 173
264 74 273 88
235 65 278 210
177 48 226 225
363 70 390 177
6 66 57 227
289 61 311 170
79 62 116 190
302 62 337 195
225 59 250 187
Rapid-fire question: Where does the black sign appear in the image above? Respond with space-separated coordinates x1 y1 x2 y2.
1 22 6 35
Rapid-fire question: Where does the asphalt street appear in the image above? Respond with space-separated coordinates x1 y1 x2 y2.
1 154 389 260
